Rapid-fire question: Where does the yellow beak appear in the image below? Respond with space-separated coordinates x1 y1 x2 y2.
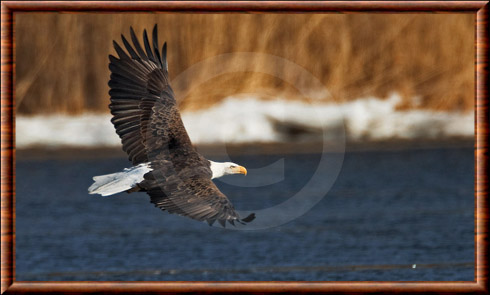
233 166 247 175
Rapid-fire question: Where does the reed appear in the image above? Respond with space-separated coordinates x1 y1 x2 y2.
15 14 474 115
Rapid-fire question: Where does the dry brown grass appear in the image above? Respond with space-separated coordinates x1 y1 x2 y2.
15 13 474 115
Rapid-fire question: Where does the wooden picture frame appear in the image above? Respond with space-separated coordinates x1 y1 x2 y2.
1 1 488 293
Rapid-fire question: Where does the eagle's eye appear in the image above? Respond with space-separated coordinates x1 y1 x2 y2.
230 165 237 168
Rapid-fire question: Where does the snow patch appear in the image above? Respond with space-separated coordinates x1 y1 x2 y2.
16 94 474 148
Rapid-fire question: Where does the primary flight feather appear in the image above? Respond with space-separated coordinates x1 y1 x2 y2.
89 25 255 227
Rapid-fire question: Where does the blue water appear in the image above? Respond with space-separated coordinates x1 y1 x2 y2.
15 146 474 281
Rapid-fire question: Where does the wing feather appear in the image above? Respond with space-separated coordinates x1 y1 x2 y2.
143 29 157 64
152 25 163 67
108 25 255 226
130 27 148 61
139 160 255 226
121 34 140 60
113 41 130 60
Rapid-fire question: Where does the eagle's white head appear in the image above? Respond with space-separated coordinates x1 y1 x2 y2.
209 161 247 179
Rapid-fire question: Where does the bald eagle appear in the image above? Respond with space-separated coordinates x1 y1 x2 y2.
88 25 255 227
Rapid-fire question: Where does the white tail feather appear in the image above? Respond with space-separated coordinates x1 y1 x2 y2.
88 163 152 197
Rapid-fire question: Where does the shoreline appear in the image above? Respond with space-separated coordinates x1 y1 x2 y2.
16 138 474 160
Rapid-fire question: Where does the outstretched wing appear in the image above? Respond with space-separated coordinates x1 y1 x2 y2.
142 161 255 227
109 25 176 165
108 25 255 226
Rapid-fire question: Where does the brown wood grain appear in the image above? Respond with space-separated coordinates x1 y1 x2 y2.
1 2 15 294
1 1 489 294
3 281 488 294
476 3 489 293
1 1 487 12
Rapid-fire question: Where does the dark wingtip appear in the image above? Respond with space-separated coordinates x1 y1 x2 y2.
207 219 216 226
112 40 129 60
130 26 137 41
121 34 138 59
143 28 156 62
152 24 162 67
108 54 118 62
241 213 256 223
